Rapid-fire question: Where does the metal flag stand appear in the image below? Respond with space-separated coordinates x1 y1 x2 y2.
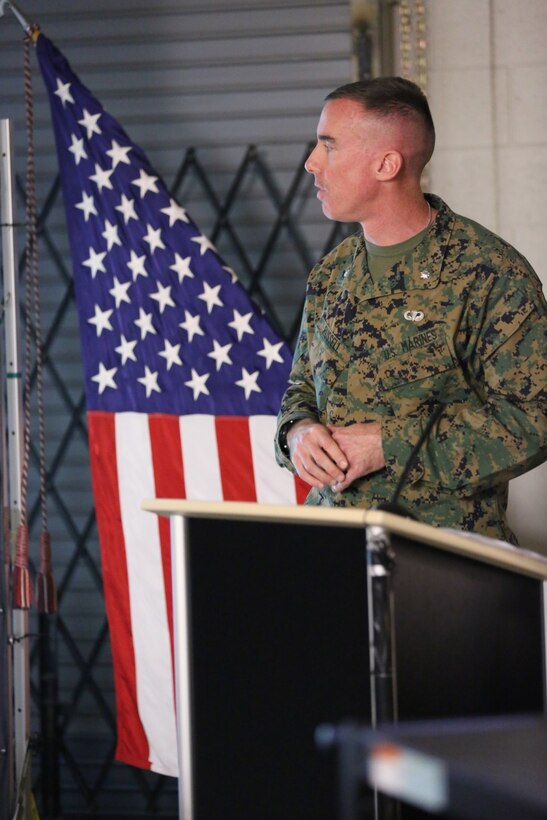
0 5 40 820
1 116 31 820
2 3 52 817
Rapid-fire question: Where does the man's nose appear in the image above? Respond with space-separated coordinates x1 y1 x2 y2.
304 143 320 174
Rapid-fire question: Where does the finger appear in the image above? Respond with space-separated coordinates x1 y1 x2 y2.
330 467 359 493
316 435 349 473
292 457 330 490
293 445 347 486
290 422 348 472
292 441 346 483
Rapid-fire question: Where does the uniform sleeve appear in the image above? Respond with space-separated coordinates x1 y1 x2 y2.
274 290 321 471
381 273 547 492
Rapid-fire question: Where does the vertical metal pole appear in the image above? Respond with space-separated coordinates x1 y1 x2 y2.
39 613 59 819
366 523 399 820
1 118 31 815
170 514 195 820
0 498 12 820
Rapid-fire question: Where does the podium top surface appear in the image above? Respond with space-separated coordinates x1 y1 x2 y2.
141 499 547 580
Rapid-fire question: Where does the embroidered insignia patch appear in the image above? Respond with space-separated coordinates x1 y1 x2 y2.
403 310 425 322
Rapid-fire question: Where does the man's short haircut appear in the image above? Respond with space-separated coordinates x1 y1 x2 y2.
326 77 436 166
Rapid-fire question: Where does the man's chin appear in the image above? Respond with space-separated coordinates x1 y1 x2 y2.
321 202 336 220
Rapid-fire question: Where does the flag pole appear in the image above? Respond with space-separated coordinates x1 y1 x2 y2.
1 118 32 820
0 0 36 33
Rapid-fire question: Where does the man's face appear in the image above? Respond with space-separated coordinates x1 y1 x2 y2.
305 98 384 224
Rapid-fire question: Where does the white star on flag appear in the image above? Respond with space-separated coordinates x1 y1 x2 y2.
137 366 161 398
170 253 194 283
75 192 97 221
235 368 261 400
143 224 166 253
184 368 210 400
150 282 175 313
78 108 101 139
54 78 74 106
161 199 189 226
257 338 285 369
106 140 132 168
102 219 122 250
92 362 118 394
115 334 138 365
223 265 239 284
89 162 114 192
68 134 87 165
115 194 138 224
82 246 107 278
88 304 113 336
158 340 182 370
134 308 156 340
109 277 132 308
126 250 148 280
207 340 233 371
191 233 216 256
228 309 254 341
179 310 204 342
198 282 223 313
131 169 159 198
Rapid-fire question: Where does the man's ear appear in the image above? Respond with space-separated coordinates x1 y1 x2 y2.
376 150 403 180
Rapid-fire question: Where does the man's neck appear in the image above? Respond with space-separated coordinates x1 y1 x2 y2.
360 194 433 247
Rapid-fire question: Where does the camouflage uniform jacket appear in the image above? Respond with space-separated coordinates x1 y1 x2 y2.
275 195 547 541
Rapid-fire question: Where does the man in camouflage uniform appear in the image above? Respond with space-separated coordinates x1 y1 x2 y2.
275 77 547 542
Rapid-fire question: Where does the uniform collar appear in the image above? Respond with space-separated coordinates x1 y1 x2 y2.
338 195 455 302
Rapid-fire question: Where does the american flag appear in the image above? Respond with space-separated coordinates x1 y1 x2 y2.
36 33 306 776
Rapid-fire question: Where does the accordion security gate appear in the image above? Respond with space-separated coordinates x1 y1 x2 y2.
13 144 351 818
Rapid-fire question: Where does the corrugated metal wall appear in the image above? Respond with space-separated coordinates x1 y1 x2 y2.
0 0 353 815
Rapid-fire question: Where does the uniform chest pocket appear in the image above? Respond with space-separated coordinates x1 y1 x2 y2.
378 338 459 413
310 316 351 416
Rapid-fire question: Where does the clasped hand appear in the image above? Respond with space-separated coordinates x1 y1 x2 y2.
286 419 385 492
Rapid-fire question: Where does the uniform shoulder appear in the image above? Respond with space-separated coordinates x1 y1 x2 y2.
444 206 544 303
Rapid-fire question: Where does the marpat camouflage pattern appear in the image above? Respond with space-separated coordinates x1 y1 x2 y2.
276 195 547 542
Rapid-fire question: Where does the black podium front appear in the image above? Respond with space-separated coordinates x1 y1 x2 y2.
143 502 547 820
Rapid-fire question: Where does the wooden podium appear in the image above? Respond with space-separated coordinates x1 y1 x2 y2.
142 500 547 820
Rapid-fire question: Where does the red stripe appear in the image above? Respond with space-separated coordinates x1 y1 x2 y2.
294 475 310 504
215 416 257 501
87 411 150 770
148 414 186 683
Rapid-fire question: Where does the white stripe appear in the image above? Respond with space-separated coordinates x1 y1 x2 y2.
249 415 297 504
179 414 223 500
115 413 178 776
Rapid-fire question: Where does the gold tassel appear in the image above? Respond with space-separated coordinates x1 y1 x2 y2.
13 523 31 609
36 530 57 614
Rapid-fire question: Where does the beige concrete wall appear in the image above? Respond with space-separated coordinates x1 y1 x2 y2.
426 0 547 552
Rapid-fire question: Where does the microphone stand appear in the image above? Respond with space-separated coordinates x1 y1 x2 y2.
365 522 400 820
365 402 445 819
